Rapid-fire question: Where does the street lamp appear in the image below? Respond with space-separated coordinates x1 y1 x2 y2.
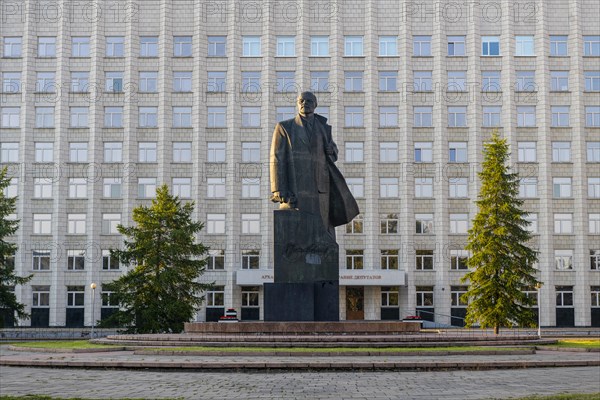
90 282 97 339
535 282 543 338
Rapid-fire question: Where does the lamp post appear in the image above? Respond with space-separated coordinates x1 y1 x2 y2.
90 282 97 339
536 282 543 338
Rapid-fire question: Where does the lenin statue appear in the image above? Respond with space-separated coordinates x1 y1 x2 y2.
270 92 359 238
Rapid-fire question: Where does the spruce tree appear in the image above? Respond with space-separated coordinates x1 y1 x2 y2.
100 185 211 333
462 132 540 334
0 167 32 326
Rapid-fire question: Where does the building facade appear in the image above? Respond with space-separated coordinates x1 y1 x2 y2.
0 0 599 328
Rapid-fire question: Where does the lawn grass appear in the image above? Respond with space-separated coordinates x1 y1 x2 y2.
551 338 600 349
145 345 528 353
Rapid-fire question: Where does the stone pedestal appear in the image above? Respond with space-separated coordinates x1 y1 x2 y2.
264 210 339 321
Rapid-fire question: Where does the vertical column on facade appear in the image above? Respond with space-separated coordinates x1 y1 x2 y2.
157 0 172 186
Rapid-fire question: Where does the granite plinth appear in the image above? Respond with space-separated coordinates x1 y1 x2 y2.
264 281 339 321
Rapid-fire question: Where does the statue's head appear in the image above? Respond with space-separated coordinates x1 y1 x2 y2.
296 91 318 117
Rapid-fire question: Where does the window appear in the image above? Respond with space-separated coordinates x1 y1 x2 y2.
587 142 600 162
68 178 87 199
206 286 225 307
591 250 600 269
483 106 502 127
518 142 537 162
450 214 469 234
172 178 191 198
380 142 398 163
3 178 18 198
346 250 364 270
378 71 397 91
310 71 329 92
517 106 536 127
346 178 364 198
449 177 468 198
173 36 192 57
345 107 364 127
206 250 225 270
139 107 158 128
138 178 157 198
67 250 85 270
415 178 433 198
482 36 500 56
140 36 158 57
241 71 261 92
242 214 260 234
482 71 501 92
207 142 226 162
555 250 573 270
519 178 538 198
524 213 538 234
207 106 226 128
67 214 86 234
275 107 295 123
34 178 53 199
207 71 226 92
413 71 432 91
32 252 51 270
207 214 225 234
103 142 122 163
380 214 398 234
516 71 536 92
586 106 600 127
413 36 431 56
173 71 192 92
585 71 600 91
590 214 600 234
38 37 56 57
242 36 261 56
556 286 574 308
450 250 469 270
416 286 434 307
379 36 397 56
0 142 19 162
70 107 88 128
106 36 124 57
380 178 399 198
552 106 570 127
447 71 466 92
346 214 363 234
551 71 569 91
139 71 158 93
104 107 123 127
36 72 55 92
451 286 469 307
554 213 573 234
35 142 53 163
515 35 535 56
69 142 88 163
35 107 54 128
310 36 329 56
173 142 191 163
241 250 260 269
416 250 434 270
103 178 122 198
276 36 295 56
102 213 121 234
381 250 399 270
589 178 600 198
449 142 468 162
207 36 226 57
276 71 295 92
344 71 363 92
592 286 600 307
416 213 434 234
2 72 21 93
584 36 600 56
138 142 157 162
32 286 50 304
448 36 466 56
70 72 89 92
173 107 192 128
553 177 572 198
345 36 363 56
0 107 19 129
67 286 85 307
318 107 329 120
413 107 433 127
345 142 364 163
448 107 467 127
414 142 433 162
70 37 90 58
552 141 571 162
550 35 568 56
242 178 260 198
242 286 260 308
3 37 22 57
379 106 398 127
206 178 226 199
105 72 123 92
242 107 261 127
239 142 260 163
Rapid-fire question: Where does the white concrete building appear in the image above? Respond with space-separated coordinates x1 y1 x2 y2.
0 0 599 328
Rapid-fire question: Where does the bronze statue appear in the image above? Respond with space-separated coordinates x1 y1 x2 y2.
270 92 359 237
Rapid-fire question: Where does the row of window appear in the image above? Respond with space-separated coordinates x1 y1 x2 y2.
3 35 599 58
2 105 599 129
3 70 599 95
2 141 599 165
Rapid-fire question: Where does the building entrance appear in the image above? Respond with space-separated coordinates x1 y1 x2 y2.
346 287 364 320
